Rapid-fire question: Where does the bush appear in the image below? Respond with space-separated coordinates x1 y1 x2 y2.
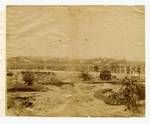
112 75 117 79
94 77 145 113
7 72 13 76
22 72 34 85
7 83 47 92
122 77 145 100
121 77 144 112
100 70 111 80
136 83 145 100
79 71 92 81
131 76 139 82
94 89 125 105
7 96 35 109
41 76 64 86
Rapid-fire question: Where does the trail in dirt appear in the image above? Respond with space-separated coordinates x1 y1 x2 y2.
7 83 144 117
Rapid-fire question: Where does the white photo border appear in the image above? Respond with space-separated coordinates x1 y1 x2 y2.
0 0 150 124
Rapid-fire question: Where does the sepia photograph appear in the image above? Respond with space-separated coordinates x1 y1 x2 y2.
6 5 145 117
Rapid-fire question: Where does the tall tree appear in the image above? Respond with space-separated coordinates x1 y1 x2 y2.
137 66 141 80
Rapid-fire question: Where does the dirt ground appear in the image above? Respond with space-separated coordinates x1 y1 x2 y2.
6 82 145 117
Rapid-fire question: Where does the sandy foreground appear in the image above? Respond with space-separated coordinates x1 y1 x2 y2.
6 82 145 117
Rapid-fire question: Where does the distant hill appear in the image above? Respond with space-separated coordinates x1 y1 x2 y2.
7 56 144 65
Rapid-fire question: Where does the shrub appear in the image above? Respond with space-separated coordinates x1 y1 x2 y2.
136 83 145 100
121 77 144 112
112 75 117 79
7 72 13 76
22 72 34 85
42 76 64 86
79 71 92 81
100 70 111 80
130 76 139 82
94 89 125 105
94 77 145 113
94 65 99 72
7 96 35 109
7 83 47 92
122 77 145 100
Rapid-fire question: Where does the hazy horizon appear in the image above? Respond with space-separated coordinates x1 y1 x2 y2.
7 6 145 61
7 55 145 63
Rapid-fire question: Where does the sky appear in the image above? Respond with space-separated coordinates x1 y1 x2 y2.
6 6 145 61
